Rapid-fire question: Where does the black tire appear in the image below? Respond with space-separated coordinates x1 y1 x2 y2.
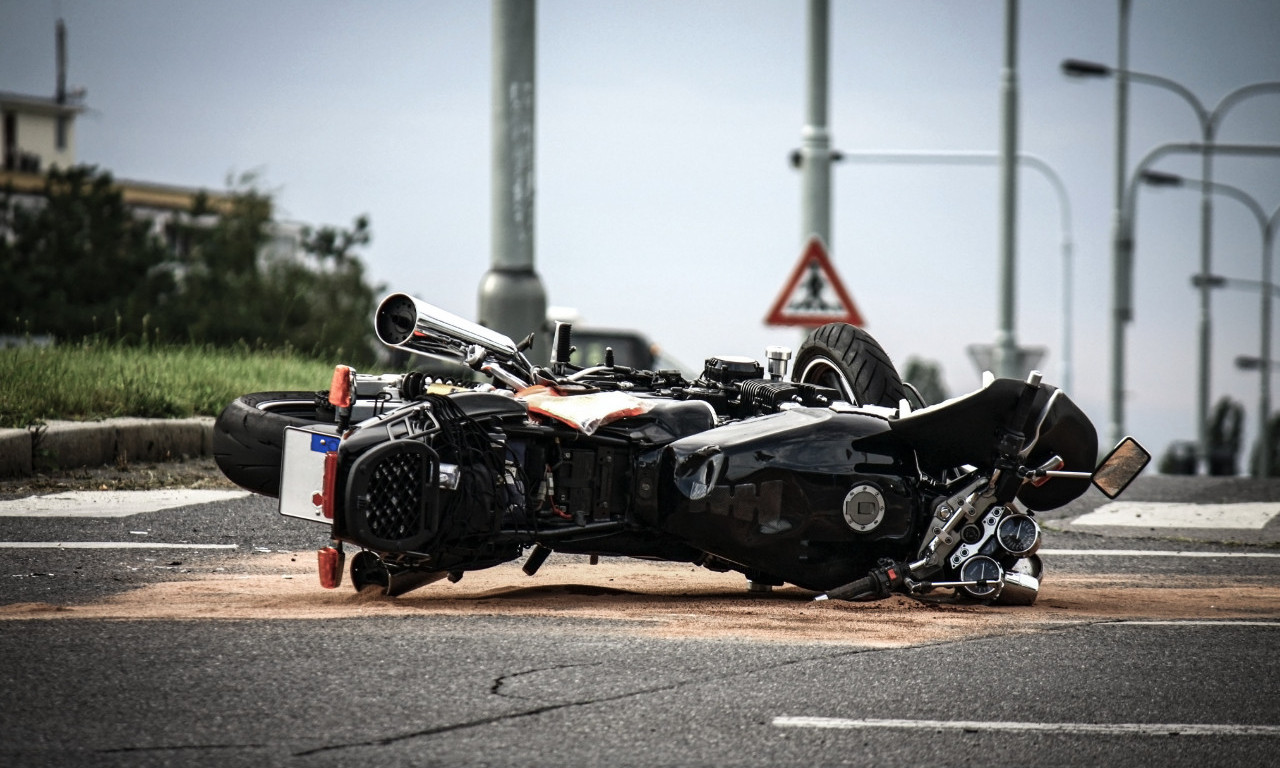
213 391 329 497
794 323 907 408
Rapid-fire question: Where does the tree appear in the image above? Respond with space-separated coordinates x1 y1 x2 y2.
902 357 948 407
0 166 172 340
262 215 383 363
2 166 383 364
162 175 276 347
162 176 382 363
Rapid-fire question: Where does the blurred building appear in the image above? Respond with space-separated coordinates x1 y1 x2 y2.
1 47 305 270
1 89 82 174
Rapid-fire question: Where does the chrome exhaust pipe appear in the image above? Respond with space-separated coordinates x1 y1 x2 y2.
349 550 448 597
375 292 525 365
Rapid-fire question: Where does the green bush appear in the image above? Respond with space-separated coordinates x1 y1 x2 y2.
0 341 337 428
1 166 383 365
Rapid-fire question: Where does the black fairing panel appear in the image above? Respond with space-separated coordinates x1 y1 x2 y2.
660 408 920 591
879 379 1097 509
606 398 718 445
446 390 529 421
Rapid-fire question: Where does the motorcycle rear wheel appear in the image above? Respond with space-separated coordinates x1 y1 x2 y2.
794 322 907 408
213 391 330 497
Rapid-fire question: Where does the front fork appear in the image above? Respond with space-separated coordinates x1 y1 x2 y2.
821 451 1034 603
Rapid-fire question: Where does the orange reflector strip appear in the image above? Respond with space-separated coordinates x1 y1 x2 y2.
328 365 354 408
321 451 338 519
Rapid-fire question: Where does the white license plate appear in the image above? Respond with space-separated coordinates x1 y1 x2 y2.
278 427 341 524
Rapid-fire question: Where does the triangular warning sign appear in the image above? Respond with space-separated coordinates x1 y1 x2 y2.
764 237 865 327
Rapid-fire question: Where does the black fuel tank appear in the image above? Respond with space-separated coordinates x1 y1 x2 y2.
659 407 920 591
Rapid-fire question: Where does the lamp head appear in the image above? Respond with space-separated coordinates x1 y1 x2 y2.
1061 59 1113 78
1140 170 1184 188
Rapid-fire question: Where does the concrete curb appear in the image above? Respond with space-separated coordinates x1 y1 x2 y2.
0 417 215 478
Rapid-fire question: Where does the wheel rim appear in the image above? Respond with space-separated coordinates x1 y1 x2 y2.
255 398 321 419
798 356 858 405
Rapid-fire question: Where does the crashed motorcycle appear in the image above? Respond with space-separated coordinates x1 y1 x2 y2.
214 292 1149 604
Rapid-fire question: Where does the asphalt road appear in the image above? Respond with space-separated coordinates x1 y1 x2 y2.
1 476 1278 767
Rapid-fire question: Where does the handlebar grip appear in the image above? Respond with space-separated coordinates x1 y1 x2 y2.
823 576 877 601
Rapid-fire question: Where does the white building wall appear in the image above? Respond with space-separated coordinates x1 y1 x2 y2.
13 110 77 169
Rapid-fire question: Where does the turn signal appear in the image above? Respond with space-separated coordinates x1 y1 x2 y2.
317 545 345 589
328 365 354 409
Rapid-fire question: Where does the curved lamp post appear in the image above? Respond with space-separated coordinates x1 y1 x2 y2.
830 150 1074 392
1062 57 1280 467
1111 143 1280 451
1143 170 1280 475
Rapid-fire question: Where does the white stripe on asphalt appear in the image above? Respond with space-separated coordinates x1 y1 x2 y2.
1040 548 1280 558
1111 620 1280 627
0 489 251 517
1072 501 1280 529
0 542 238 550
772 716 1280 737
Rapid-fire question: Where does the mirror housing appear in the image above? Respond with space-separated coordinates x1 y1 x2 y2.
1092 437 1150 499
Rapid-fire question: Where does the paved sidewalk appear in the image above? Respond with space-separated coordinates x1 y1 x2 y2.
0 417 214 477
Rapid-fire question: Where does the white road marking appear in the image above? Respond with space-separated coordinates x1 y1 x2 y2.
772 716 1280 737
1072 501 1280 529
0 542 237 549
0 489 251 518
1111 620 1280 627
1040 548 1280 558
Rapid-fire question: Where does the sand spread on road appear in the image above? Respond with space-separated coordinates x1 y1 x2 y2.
4 555 1277 647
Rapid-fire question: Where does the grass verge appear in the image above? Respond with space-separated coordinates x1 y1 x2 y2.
0 342 338 428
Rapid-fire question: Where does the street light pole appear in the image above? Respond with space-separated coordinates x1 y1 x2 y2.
1111 143 1280 451
994 0 1020 380
1113 0 1131 455
1144 170 1280 475
799 0 832 249
1061 56 1280 468
481 0 548 363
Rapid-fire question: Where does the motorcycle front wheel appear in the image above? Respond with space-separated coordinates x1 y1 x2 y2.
794 322 907 408
213 391 331 497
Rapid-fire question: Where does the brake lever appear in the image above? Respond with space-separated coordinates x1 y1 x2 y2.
1020 454 1092 485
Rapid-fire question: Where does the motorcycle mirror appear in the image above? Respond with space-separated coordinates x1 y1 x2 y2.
1091 437 1151 499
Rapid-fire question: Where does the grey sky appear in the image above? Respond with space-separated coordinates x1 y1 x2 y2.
4 0 1279 462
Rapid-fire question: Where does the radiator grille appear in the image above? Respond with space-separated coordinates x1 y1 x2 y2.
365 449 427 540
345 440 439 551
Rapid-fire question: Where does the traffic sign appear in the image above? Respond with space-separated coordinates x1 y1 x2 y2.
764 237 864 327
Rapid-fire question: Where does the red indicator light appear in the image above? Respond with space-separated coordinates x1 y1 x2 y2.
321 451 338 519
317 546 344 589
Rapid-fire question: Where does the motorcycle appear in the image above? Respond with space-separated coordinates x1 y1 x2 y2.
214 292 1150 604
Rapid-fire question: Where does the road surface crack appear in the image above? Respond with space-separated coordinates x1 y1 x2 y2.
489 662 600 698
293 646 873 756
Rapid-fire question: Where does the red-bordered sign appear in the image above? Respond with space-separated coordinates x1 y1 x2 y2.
764 237 865 327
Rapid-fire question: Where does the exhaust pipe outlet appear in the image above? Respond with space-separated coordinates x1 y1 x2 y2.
349 550 447 597
375 293 524 364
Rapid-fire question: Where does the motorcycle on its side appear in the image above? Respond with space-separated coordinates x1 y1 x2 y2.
214 293 1149 603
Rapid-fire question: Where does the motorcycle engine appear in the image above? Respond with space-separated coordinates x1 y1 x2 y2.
700 355 763 384
690 356 838 416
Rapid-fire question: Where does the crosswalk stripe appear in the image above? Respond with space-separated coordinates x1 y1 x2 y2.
1040 548 1280 558
0 489 251 518
0 542 238 550
773 716 1280 736
1072 501 1280 529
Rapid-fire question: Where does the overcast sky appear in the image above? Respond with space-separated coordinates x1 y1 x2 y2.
4 0 1280 464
